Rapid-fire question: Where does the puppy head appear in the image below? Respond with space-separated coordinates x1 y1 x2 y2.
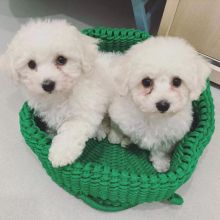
118 37 210 114
0 19 98 96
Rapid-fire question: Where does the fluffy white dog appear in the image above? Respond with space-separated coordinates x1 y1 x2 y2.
0 19 114 167
108 37 210 172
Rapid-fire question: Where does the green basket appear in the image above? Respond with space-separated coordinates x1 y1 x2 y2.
19 27 215 212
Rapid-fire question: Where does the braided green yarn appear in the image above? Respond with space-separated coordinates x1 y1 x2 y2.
82 27 150 52
167 193 184 205
19 27 215 211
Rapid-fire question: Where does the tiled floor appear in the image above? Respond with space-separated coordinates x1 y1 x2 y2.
0 1 219 219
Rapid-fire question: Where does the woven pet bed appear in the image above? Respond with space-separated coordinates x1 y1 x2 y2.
19 27 215 212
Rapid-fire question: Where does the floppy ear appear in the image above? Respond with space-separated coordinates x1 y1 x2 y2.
115 41 145 96
114 57 130 96
189 56 211 101
79 33 99 73
0 51 19 83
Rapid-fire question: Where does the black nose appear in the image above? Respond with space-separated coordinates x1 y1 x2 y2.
156 100 170 113
42 80 55 93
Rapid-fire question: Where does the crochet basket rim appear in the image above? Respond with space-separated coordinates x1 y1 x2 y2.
19 27 215 212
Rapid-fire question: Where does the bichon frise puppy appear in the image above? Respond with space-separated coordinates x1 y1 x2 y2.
0 19 114 167
108 37 210 172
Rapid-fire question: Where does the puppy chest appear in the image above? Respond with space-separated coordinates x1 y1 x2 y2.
144 116 191 145
38 105 74 130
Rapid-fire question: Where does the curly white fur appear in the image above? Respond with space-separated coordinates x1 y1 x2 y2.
0 19 116 167
109 37 210 172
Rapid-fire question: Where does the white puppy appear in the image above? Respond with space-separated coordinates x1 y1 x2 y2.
109 37 210 172
0 19 114 167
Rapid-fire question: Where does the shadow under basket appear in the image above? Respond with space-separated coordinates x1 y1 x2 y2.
19 27 215 212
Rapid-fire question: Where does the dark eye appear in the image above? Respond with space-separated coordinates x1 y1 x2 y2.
142 77 153 88
56 55 67 65
172 77 182 87
28 60 36 69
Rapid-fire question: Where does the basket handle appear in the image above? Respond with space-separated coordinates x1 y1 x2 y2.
167 193 184 205
79 194 135 212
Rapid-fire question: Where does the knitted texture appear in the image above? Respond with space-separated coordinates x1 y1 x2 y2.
19 27 215 211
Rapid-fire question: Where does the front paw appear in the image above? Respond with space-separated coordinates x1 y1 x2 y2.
108 129 123 145
150 154 171 173
121 137 131 148
49 134 83 167
95 127 107 141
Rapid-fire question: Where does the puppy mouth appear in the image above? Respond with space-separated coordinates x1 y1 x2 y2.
42 89 55 95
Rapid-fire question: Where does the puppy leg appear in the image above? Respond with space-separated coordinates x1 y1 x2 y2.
149 149 171 173
49 81 110 167
108 121 131 147
49 118 103 167
95 115 111 141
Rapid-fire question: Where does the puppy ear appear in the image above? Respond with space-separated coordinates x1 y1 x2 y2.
79 33 99 73
114 58 130 96
189 56 211 101
0 51 19 83
116 73 129 96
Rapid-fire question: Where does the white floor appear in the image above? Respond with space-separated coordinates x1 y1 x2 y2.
0 1 219 220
